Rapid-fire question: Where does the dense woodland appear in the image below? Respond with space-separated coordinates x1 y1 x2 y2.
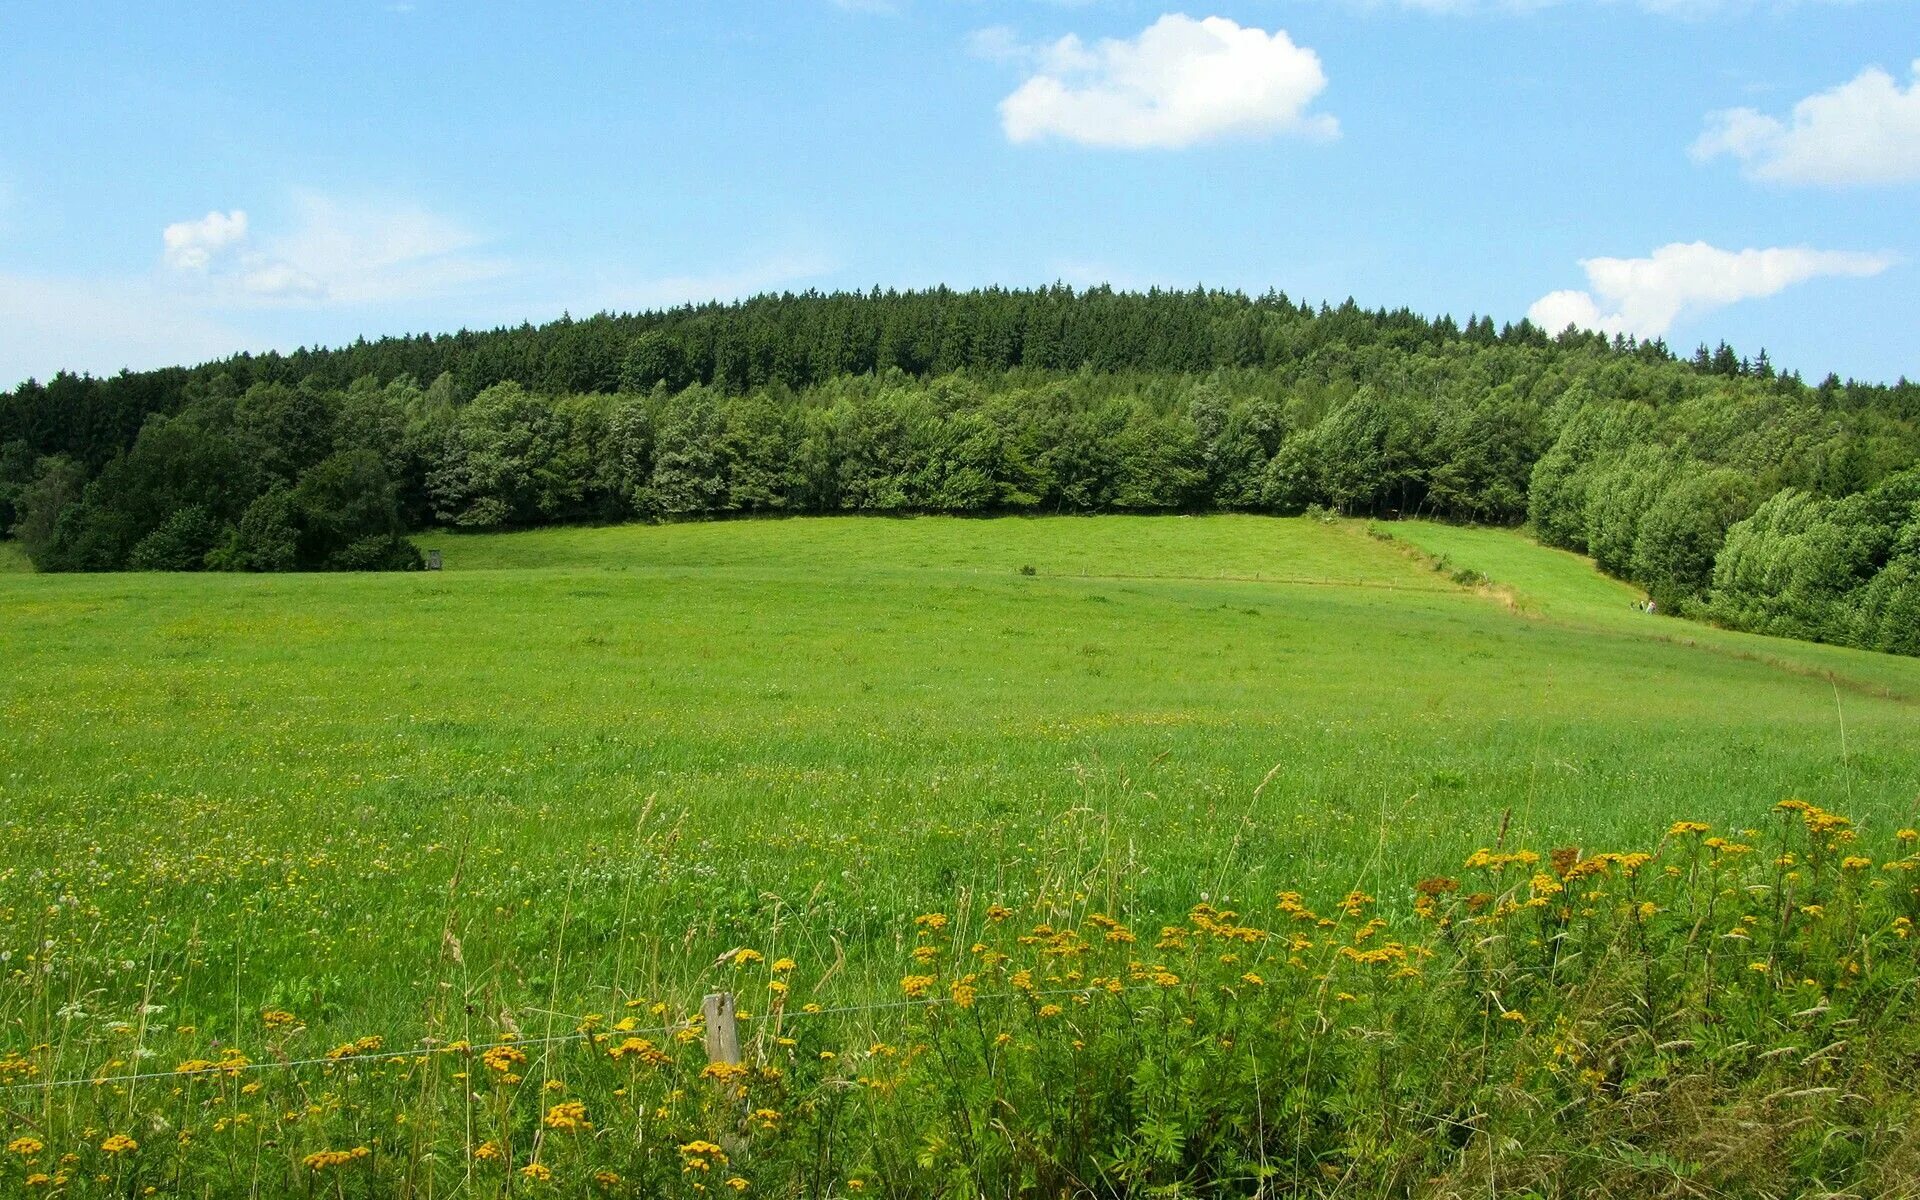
3 287 1917 654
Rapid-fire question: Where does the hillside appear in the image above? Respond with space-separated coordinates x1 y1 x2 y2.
3 288 1918 659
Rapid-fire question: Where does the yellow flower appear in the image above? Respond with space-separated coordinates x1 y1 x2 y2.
301 1147 369 1171
1897 829 1918 844
1842 856 1872 870
900 974 936 999
915 913 949 933
520 1162 552 1182
726 1178 750 1192
730 949 764 967
594 1171 622 1188
99 1135 138 1156
1037 1004 1063 1019
1668 821 1710 836
772 957 796 973
482 1045 527 1073
9 1137 44 1156
1240 972 1265 986
544 1100 589 1130
473 1141 503 1162
1501 1010 1526 1024
1749 961 1770 973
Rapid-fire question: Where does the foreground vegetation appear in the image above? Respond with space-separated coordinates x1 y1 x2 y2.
4 515 1919 1195
3 287 1917 655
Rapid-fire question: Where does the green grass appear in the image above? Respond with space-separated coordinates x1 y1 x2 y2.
3 515 1919 1194
3 515 1915 1026
0 541 29 573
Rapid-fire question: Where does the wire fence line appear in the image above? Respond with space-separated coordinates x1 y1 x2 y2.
0 982 1109 1097
0 949 1635 1098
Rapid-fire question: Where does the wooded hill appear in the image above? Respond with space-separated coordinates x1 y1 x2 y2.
3 286 1916 654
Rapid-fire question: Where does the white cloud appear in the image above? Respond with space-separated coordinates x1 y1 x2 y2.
161 193 505 306
1692 59 1920 185
0 272 256 387
1527 242 1894 339
995 14 1337 149
161 209 248 270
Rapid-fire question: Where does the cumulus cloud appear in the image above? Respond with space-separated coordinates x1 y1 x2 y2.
1692 60 1920 185
1527 242 1894 339
995 14 1337 149
161 209 249 270
161 193 504 305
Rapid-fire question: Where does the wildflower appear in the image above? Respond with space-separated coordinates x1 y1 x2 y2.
1669 821 1710 836
1501 1010 1526 1024
482 1045 527 1073
594 1171 621 1188
1898 829 1918 844
608 1037 669 1065
520 1162 552 1182
473 1141 503 1162
727 1178 750 1192
772 957 796 973
24 1174 50 1187
1037 1004 1063 1019
915 913 949 933
986 904 1013 922
9 1136 44 1156
544 1100 589 1130
679 1141 728 1172
730 949 764 967
99 1135 138 1155
1842 856 1872 871
1241 972 1265 986
302 1148 370 1170
1749 961 1770 973
950 978 977 1008
1895 917 1912 939
900 974 936 999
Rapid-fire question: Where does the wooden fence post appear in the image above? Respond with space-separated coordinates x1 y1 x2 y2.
703 991 741 1067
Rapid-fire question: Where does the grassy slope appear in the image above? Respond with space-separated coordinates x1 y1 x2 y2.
0 541 29 573
2 516 1916 1040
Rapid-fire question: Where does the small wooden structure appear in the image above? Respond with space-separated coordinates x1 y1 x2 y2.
426 549 442 571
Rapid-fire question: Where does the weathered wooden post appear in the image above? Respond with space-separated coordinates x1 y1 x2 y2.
426 549 443 571
703 991 740 1066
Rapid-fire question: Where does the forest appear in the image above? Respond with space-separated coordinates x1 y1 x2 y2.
2 286 1917 655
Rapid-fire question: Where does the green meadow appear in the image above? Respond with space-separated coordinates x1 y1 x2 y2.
3 515 1916 1025
3 515 1919 1195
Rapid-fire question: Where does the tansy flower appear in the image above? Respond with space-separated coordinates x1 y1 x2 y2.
473 1141 503 1162
9 1137 44 1156
1668 821 1710 836
900 974 936 999
730 949 764 967
301 1148 369 1171
727 1179 750 1192
772 957 795 973
1501 1010 1526 1024
520 1163 552 1182
544 1101 589 1130
99 1136 138 1155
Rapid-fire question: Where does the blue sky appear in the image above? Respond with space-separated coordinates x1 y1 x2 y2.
0 1 1915 387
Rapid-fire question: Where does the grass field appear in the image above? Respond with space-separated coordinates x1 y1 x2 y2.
3 515 1918 1195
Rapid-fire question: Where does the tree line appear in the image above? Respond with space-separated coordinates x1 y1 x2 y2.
2 286 1915 654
